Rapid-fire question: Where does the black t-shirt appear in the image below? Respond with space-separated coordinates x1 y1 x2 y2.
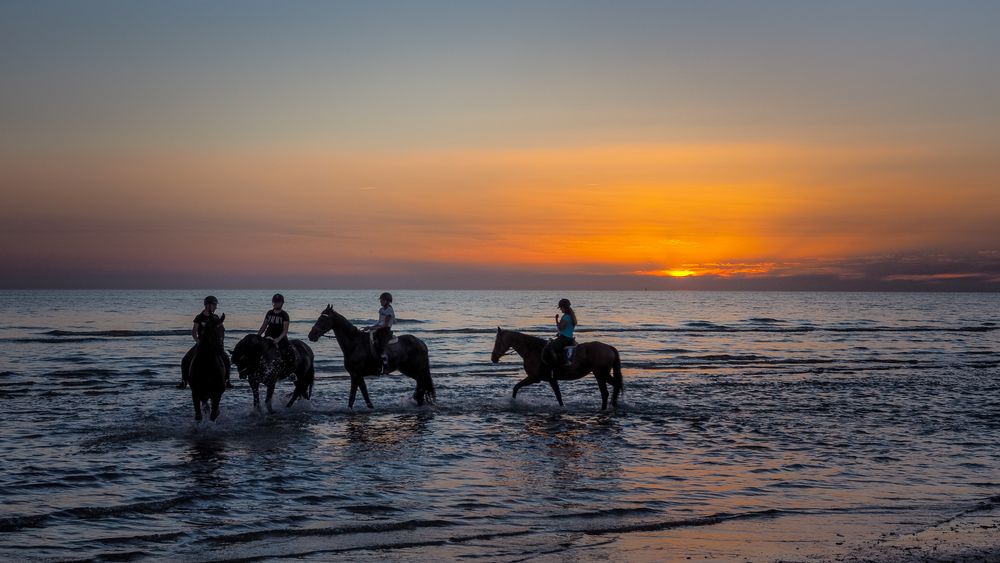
193 312 219 338
263 309 290 339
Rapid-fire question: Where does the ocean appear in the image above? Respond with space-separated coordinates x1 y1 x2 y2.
0 290 997 561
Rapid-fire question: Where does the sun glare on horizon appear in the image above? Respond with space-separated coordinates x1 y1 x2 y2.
0 2 997 290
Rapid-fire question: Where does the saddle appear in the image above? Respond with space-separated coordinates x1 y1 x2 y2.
281 345 297 366
562 346 577 366
543 338 577 367
368 331 399 360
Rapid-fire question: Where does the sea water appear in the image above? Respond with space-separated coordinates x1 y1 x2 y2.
0 290 997 560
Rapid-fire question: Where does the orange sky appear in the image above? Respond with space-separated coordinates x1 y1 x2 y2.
1 2 998 289
2 141 997 289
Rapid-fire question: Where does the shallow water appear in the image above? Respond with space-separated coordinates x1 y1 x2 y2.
0 290 998 561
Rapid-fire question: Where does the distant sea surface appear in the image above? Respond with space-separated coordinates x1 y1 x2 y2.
0 290 998 561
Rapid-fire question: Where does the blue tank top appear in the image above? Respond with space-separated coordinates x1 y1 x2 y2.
558 313 575 338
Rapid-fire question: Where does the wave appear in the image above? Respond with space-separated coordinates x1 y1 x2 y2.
43 329 190 338
202 518 455 545
2 337 111 344
549 506 659 520
0 495 199 532
418 325 998 335
573 508 785 535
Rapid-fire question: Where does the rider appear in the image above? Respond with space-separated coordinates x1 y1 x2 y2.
541 298 577 380
258 293 292 369
179 295 232 389
369 292 395 374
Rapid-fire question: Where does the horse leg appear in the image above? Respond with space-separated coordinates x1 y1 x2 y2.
251 381 261 411
595 371 610 411
548 378 564 407
210 395 221 421
357 377 374 409
412 379 424 406
349 377 359 409
265 382 276 414
305 366 315 399
192 393 202 422
512 376 536 399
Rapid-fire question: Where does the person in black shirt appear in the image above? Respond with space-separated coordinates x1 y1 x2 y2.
179 295 232 389
258 293 290 342
258 293 292 366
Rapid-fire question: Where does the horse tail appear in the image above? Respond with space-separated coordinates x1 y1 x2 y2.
423 370 436 404
612 346 624 398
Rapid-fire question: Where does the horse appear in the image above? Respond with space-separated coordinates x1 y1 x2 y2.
307 305 435 409
230 334 315 414
188 313 228 421
491 327 623 410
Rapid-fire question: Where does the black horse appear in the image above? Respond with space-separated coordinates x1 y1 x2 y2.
189 314 227 421
491 327 623 410
230 335 315 414
308 305 435 408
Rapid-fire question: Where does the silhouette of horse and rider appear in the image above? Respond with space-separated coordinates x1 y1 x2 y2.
307 296 435 409
179 294 622 420
491 298 624 410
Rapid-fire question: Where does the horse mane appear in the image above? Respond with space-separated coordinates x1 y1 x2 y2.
324 306 362 338
501 328 546 349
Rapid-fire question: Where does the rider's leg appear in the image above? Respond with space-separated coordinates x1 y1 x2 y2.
179 345 196 389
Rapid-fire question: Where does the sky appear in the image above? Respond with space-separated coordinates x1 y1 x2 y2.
1 1 998 290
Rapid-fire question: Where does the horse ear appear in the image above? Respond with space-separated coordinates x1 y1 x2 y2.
497 326 502 334
219 313 226 324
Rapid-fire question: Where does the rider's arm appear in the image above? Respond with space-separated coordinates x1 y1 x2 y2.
192 322 199 341
276 320 289 342
370 313 388 331
556 316 569 332
257 318 267 336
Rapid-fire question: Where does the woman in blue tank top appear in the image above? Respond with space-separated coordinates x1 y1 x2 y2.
542 298 578 378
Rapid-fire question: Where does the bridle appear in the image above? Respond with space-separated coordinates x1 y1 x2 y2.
315 312 337 338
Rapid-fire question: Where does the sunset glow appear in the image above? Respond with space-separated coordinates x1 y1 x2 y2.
1 2 998 290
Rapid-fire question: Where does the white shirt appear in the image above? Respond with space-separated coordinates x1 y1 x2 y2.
376 305 395 328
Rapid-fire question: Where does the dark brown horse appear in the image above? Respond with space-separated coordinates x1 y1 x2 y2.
189 314 227 421
308 305 435 408
230 335 315 414
491 327 623 410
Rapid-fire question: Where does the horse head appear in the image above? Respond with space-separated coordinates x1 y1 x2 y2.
491 326 509 363
308 305 335 342
199 313 226 351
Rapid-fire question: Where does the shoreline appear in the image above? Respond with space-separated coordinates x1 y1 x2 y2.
602 498 1000 562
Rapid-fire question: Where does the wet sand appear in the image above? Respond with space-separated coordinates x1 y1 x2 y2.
599 499 1000 562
